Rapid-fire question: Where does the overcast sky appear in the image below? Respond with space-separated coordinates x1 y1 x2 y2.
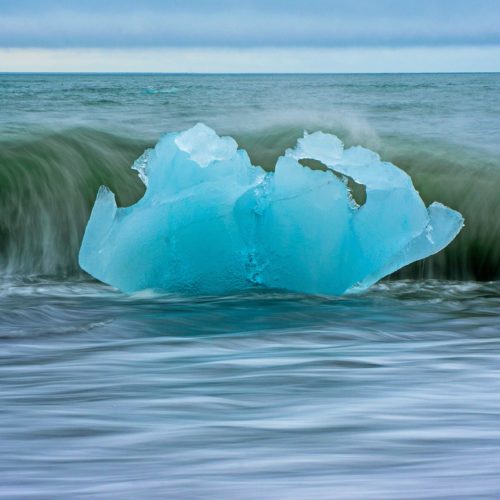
1 0 500 72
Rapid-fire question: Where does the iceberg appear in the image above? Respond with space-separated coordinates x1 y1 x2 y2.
79 124 464 295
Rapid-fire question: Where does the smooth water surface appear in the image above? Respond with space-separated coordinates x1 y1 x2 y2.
1 73 500 498
1 279 500 498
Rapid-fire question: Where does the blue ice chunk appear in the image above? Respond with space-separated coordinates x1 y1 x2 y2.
79 124 464 294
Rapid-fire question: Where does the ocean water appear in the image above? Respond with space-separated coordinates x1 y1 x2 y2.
1 73 500 498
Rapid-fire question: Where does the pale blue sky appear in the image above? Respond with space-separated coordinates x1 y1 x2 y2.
1 0 499 72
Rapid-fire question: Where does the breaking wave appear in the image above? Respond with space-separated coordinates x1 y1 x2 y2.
1 125 499 280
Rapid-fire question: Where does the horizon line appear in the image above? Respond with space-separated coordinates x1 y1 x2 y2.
2 71 500 75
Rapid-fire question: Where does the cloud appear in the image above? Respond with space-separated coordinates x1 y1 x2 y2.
0 0 499 48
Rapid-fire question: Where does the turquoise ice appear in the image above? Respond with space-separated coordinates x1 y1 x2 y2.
79 124 464 294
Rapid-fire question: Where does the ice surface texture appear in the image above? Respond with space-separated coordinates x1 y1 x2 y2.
79 124 464 295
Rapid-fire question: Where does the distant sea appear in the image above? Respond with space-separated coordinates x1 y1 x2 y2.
1 73 500 498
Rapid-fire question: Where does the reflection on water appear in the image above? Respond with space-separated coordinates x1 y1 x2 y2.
1 278 500 498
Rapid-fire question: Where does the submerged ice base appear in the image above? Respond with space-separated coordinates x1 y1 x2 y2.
79 124 464 295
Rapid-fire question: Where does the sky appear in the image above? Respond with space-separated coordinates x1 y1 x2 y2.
1 0 500 72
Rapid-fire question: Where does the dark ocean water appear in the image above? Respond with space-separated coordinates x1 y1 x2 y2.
1 73 500 498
